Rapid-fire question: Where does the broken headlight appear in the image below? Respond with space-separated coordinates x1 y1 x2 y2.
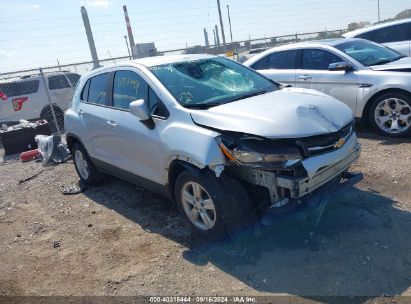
216 135 302 167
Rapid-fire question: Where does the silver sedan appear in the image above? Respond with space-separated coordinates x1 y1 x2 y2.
244 38 411 137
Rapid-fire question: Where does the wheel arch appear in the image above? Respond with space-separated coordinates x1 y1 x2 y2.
361 88 411 124
66 133 87 154
39 103 63 118
167 159 209 203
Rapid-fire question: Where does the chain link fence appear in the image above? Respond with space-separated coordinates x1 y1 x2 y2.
0 29 346 135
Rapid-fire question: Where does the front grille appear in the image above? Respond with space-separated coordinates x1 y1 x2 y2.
296 121 354 157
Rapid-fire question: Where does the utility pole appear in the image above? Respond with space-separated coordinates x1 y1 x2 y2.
81 6 100 69
215 24 220 47
216 0 226 51
227 4 233 43
124 35 131 60
203 28 210 47
377 0 381 22
123 5 136 58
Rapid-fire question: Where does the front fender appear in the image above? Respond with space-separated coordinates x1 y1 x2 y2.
160 121 226 184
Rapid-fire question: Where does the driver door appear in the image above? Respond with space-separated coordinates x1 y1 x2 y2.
295 48 359 113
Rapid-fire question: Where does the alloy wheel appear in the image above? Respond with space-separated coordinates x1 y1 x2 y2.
181 181 216 230
374 97 411 134
74 150 89 180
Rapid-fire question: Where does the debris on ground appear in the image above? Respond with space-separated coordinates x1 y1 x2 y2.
20 149 41 162
18 170 45 184
59 181 86 195
35 134 70 165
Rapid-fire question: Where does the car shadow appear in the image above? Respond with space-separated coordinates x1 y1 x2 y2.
355 123 411 144
82 177 411 297
183 187 411 297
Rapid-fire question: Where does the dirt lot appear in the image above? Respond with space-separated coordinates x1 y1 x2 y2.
0 126 410 300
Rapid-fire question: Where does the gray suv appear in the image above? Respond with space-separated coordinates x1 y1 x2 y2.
65 55 361 237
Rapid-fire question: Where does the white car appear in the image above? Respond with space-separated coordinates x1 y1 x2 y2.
65 54 361 237
343 18 411 56
0 72 80 128
244 38 411 137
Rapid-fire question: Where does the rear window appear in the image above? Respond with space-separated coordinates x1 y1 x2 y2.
251 57 268 70
48 74 81 90
87 73 109 105
48 75 70 90
67 74 81 88
0 80 40 97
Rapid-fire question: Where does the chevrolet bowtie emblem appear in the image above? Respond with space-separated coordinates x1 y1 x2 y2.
334 138 346 149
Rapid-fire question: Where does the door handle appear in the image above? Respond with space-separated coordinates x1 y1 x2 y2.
106 120 117 127
298 74 312 81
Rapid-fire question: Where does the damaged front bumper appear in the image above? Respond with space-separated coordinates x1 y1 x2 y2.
260 171 363 226
228 133 362 225
276 143 360 198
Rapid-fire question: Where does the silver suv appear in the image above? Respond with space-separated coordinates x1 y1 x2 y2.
65 55 361 237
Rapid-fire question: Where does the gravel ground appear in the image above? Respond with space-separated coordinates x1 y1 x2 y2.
0 125 410 300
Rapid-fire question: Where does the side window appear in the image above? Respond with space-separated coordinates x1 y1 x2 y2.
251 57 268 70
113 70 148 110
67 73 81 88
266 50 297 69
88 73 109 105
372 23 409 43
0 80 39 97
81 79 90 101
302 49 344 70
48 75 70 90
148 87 169 118
357 31 374 40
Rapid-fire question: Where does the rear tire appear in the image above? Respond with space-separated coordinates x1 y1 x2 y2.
174 167 256 239
40 105 64 133
72 142 103 185
369 92 411 137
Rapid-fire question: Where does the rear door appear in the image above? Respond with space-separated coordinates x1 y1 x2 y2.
295 48 358 113
250 50 297 85
76 72 115 164
0 79 41 122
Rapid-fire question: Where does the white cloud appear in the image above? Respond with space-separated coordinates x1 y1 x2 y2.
1 3 39 9
83 0 113 8
0 50 17 58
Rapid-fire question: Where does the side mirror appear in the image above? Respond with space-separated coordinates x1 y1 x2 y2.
129 99 155 129
328 62 354 72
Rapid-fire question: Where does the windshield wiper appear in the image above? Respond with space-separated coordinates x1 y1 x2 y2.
184 103 222 109
230 90 269 102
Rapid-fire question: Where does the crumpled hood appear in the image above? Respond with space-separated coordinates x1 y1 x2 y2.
370 57 411 71
190 87 353 138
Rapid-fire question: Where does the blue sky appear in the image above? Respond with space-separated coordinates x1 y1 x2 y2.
0 0 409 71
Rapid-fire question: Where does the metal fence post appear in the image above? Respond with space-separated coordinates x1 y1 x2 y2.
39 67 61 136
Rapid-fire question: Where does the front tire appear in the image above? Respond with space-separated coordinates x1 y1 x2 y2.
369 92 411 137
72 143 103 185
175 168 255 239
